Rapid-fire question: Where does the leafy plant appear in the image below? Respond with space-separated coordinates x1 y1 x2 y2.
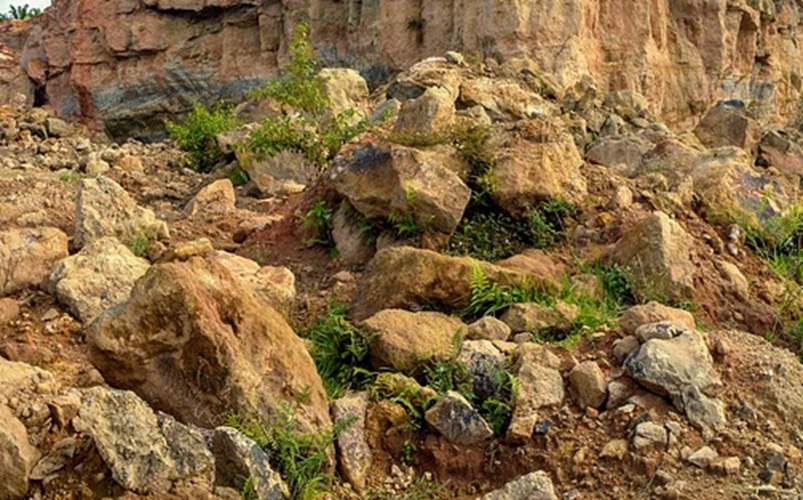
303 302 376 399
0 4 41 20
228 165 250 187
227 405 350 500
166 102 237 172
302 200 335 249
128 231 150 258
248 24 371 168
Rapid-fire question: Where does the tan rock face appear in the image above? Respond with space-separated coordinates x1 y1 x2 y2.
0 404 40 499
4 0 802 136
86 255 330 434
0 227 69 296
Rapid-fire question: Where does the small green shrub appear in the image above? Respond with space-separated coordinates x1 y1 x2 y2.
228 165 250 187
303 302 376 399
227 405 350 500
248 24 371 168
167 102 237 173
463 264 636 345
128 232 150 258
302 200 335 249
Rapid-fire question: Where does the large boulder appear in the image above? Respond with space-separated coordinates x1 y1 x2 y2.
692 147 795 226
320 68 370 122
693 101 761 152
75 176 169 250
330 142 470 235
73 387 214 494
48 237 151 323
86 254 330 434
362 309 466 372
0 404 39 499
608 211 695 303
491 119 587 218
393 86 455 135
0 227 68 296
350 247 537 321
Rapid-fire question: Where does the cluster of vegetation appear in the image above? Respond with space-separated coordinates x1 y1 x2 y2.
736 204 803 344
168 23 369 176
387 122 578 261
464 264 636 345
248 24 370 167
166 102 237 172
303 302 375 399
0 3 40 20
227 404 347 500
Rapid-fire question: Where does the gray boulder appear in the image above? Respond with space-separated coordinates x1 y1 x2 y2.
425 391 494 445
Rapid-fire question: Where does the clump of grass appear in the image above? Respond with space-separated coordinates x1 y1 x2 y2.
463 264 636 344
303 302 376 399
227 405 349 500
128 231 150 258
167 101 238 173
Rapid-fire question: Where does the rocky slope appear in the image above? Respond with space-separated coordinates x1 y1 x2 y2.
1 0 803 139
6 46 803 499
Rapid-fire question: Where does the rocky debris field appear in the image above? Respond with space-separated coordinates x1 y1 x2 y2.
4 49 803 500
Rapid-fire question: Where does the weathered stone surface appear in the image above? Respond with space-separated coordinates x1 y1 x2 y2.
238 149 315 197
0 404 39 499
460 76 559 122
331 203 375 266
75 176 169 250
491 119 587 218
14 0 801 140
585 135 653 176
29 437 76 481
0 298 19 325
619 302 696 337
759 130 803 179
73 387 214 494
688 446 718 468
634 321 690 343
210 250 296 316
609 211 694 302
457 340 505 400
48 237 150 323
481 470 558 500
362 309 466 372
694 102 761 152
394 86 455 135
86 254 330 434
350 247 535 321
332 392 372 492
500 302 578 336
184 179 236 217
330 142 470 235
320 68 369 122
681 385 727 435
632 421 668 452
568 361 607 410
0 227 68 296
612 336 640 363
467 316 511 341
495 249 566 284
507 362 565 442
424 391 494 445
692 147 795 226
626 330 722 412
211 427 288 500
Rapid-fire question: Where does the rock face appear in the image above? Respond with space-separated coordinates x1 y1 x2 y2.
48 237 151 323
8 0 803 136
694 101 761 152
0 227 68 296
86 254 330 434
75 176 169 250
73 387 214 494
0 404 39 499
